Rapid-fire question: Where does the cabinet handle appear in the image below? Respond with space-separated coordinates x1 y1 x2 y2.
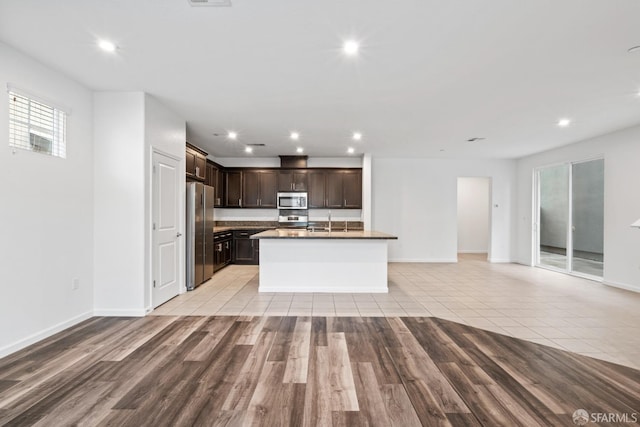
195 166 199 176
344 199 347 206
239 198 241 206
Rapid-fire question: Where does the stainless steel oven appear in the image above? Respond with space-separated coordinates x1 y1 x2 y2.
277 192 308 210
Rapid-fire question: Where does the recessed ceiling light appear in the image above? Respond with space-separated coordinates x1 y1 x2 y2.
557 118 571 127
347 147 355 154
244 146 252 153
227 131 238 140
98 39 116 53
352 132 362 141
296 147 304 153
290 132 300 141
342 40 359 56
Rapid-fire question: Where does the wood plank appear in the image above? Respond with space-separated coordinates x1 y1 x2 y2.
1 315 639 426
283 316 312 383
445 413 483 427
100 315 180 361
303 345 332 427
172 345 253 427
385 346 452 427
311 317 327 346
381 384 422 427
244 361 306 426
266 316 296 362
0 317 120 376
350 362 392 426
184 316 236 361
328 332 359 411
386 318 470 414
236 316 269 345
222 331 277 410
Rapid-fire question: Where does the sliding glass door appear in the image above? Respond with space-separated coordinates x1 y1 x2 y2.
535 159 604 279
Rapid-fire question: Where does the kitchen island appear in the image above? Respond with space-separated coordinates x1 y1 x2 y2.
251 229 397 293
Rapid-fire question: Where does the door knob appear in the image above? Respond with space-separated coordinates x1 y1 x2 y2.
176 232 182 237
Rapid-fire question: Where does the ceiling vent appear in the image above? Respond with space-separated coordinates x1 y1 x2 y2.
246 143 266 147
467 137 485 142
187 0 232 7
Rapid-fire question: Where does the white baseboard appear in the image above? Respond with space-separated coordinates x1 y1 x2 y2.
603 280 640 293
389 258 458 263
458 250 488 254
488 258 512 263
93 308 147 317
0 310 93 359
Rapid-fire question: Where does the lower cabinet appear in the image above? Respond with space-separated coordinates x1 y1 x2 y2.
233 229 262 265
213 232 233 272
213 229 266 272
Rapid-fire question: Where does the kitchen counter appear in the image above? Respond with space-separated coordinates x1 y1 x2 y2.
213 226 276 233
253 229 397 293
251 229 396 239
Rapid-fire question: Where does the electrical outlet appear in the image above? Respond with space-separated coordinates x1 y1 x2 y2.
72 278 80 290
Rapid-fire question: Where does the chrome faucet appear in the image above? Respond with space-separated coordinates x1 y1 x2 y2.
328 211 332 233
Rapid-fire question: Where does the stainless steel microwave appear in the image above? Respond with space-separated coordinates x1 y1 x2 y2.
277 192 308 209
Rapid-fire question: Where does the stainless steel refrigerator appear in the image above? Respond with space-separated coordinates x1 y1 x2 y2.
186 182 215 290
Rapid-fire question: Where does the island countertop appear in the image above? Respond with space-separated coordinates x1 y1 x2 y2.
251 229 397 239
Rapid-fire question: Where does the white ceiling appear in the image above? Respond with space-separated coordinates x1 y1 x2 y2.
1 0 640 159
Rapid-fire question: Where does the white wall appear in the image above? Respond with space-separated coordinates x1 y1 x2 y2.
94 93 186 314
457 177 491 253
0 42 94 356
93 92 146 315
144 94 186 307
515 124 640 292
372 158 516 263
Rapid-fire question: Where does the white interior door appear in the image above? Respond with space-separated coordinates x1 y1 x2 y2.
152 151 181 308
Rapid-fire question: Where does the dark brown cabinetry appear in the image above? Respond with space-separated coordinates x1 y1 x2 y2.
233 230 262 265
342 170 363 208
205 160 226 207
214 231 233 272
242 171 277 208
183 143 362 210
226 171 242 207
308 169 362 209
278 170 308 191
186 143 207 181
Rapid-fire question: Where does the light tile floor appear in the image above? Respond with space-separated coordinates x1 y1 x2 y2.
152 254 640 369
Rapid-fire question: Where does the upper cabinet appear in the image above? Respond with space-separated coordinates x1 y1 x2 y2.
205 160 226 207
226 171 242 207
342 170 362 208
184 145 362 210
186 143 207 181
308 169 362 209
278 170 308 192
242 170 278 208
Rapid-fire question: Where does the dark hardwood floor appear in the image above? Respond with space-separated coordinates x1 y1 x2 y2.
0 316 638 426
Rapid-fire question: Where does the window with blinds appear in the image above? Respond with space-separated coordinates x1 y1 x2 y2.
8 91 67 158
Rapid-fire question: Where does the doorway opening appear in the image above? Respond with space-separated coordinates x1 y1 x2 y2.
457 177 492 262
534 158 604 279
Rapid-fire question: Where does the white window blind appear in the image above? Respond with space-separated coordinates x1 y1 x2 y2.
8 90 67 158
